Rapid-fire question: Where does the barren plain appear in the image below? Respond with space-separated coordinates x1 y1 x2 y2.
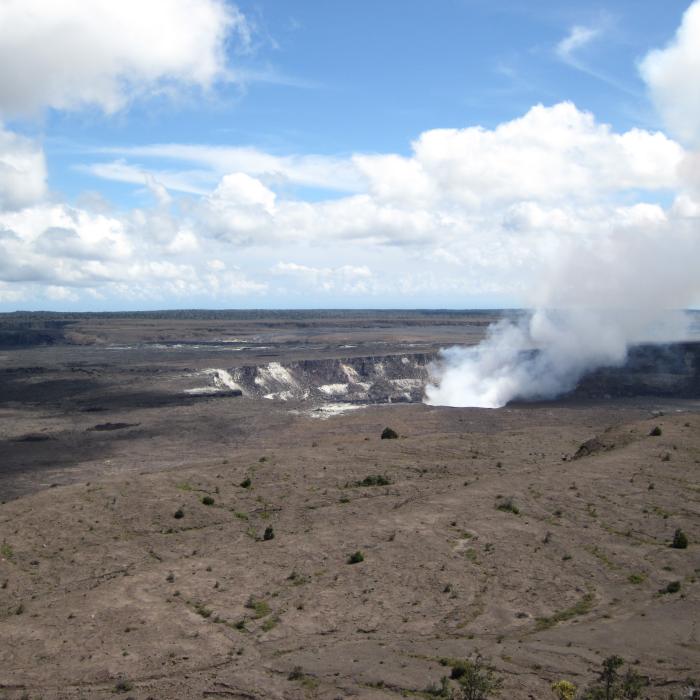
0 311 698 699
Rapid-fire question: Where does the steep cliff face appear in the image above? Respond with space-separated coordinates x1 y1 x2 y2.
187 353 434 403
184 343 700 404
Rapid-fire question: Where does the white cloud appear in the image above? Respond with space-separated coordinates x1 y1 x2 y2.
410 103 682 206
273 262 373 294
89 143 365 194
0 102 696 308
556 25 602 63
0 0 247 115
0 125 47 209
640 0 700 147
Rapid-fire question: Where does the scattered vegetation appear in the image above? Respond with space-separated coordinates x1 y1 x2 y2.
671 528 688 549
287 570 309 586
627 573 646 584
245 597 271 618
201 495 215 506
381 427 399 439
433 654 503 699
0 541 13 560
579 655 645 699
535 592 595 630
114 677 134 693
347 550 364 564
649 426 662 436
194 602 213 618
355 474 391 487
261 615 279 632
495 497 520 515
660 580 681 594
551 679 577 700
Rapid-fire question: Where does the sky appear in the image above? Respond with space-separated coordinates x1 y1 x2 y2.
0 0 699 310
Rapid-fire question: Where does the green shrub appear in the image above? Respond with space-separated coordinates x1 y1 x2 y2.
245 597 271 618
661 580 681 594
551 679 577 700
263 526 275 541
201 496 215 506
381 427 398 439
114 678 133 692
194 602 213 618
347 550 364 564
496 497 520 515
240 477 252 489
649 426 662 436
671 528 688 549
356 474 391 487
173 508 184 519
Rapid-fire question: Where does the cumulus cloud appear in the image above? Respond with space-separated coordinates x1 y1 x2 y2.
640 0 700 147
0 125 47 209
0 0 247 115
0 101 695 308
273 262 373 294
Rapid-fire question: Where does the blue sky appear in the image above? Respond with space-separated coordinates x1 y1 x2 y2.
38 0 689 204
0 0 698 310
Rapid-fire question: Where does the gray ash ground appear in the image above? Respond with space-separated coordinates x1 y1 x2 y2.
0 311 699 699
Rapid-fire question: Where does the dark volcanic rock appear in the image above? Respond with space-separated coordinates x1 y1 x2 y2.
572 437 611 460
14 434 56 443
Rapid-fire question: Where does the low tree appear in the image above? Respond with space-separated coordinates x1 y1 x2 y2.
581 656 645 700
451 655 503 700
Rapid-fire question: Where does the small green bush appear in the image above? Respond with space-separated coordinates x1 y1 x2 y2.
381 427 398 440
551 679 577 700
671 528 688 549
114 678 133 692
240 477 252 489
245 597 270 618
649 426 662 436
347 550 364 564
201 496 215 506
356 474 391 487
263 526 275 541
661 580 681 594
173 508 184 519
496 497 520 515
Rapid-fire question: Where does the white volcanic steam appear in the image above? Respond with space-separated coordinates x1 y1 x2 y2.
425 216 700 408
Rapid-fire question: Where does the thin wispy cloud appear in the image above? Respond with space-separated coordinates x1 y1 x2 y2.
555 21 639 97
83 143 365 195
556 24 602 63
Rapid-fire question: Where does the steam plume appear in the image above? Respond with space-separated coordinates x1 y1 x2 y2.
425 215 700 408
